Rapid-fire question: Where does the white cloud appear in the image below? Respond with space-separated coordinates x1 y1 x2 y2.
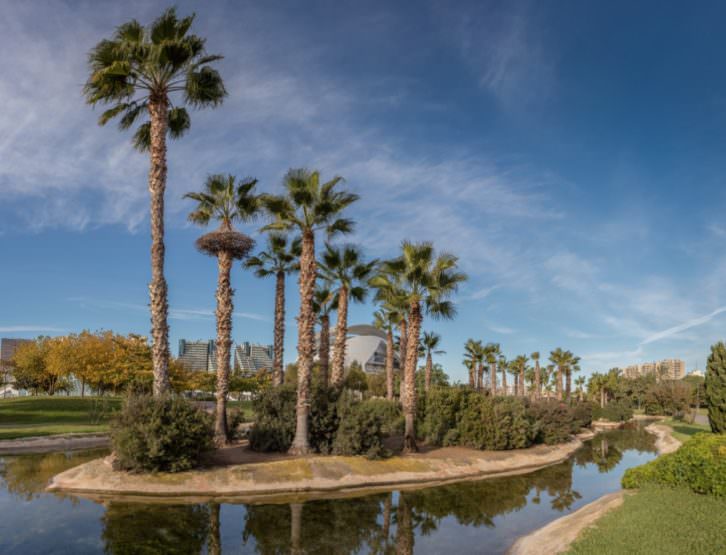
0 326 66 333
640 306 726 345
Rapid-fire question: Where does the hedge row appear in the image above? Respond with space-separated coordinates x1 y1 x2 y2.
592 400 634 422
420 388 592 450
622 433 726 496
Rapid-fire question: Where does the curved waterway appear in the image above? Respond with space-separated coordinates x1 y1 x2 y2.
0 424 657 554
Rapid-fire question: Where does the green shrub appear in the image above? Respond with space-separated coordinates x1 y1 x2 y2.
622 433 726 496
111 395 213 473
456 395 535 450
706 342 726 433
249 384 297 452
593 400 633 422
332 399 399 459
421 387 468 445
570 400 594 429
643 382 691 417
527 400 575 445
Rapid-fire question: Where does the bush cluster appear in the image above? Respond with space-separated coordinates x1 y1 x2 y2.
111 395 213 473
421 388 591 450
622 433 726 497
593 400 633 422
249 385 400 458
643 382 691 418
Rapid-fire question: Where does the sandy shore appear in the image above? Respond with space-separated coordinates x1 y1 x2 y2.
47 434 590 503
0 433 110 455
506 422 680 555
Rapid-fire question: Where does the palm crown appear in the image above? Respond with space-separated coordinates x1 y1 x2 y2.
184 174 260 230
262 169 358 236
84 8 226 150
313 286 339 320
371 241 466 318
422 331 445 355
245 234 301 277
318 244 377 303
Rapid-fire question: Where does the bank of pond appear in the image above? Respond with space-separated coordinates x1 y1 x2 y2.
0 424 657 554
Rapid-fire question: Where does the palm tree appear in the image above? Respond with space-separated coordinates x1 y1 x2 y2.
373 305 401 400
371 241 466 452
484 343 500 395
544 364 556 397
498 353 508 395
565 355 581 400
85 8 226 396
549 348 568 400
185 174 259 445
531 351 541 399
421 332 445 393
511 355 529 396
312 286 338 386
463 339 483 389
262 169 358 455
574 375 586 401
318 244 376 387
245 234 300 386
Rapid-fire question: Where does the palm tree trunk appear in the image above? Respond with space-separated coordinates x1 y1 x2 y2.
399 319 408 405
468 366 476 389
214 250 233 446
272 270 285 387
425 351 433 392
290 503 303 555
395 493 414 555
386 328 394 400
501 365 507 395
148 97 171 397
208 503 221 555
565 370 572 400
318 313 330 386
289 230 315 455
557 368 563 400
403 302 421 453
520 368 525 396
490 363 497 395
534 360 541 399
382 492 392 542
477 364 484 392
330 285 349 387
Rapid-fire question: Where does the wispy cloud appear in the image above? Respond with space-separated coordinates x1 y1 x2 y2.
0 325 67 333
640 306 726 345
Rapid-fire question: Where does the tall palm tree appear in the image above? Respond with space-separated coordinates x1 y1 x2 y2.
511 355 529 396
371 241 466 452
549 348 569 400
531 351 541 399
262 169 358 455
318 244 376 387
245 234 300 386
498 353 508 395
574 375 586 401
421 331 445 393
185 174 259 445
312 286 338 386
565 355 581 400
544 364 556 397
463 339 483 389
85 8 226 396
373 305 401 400
484 343 500 395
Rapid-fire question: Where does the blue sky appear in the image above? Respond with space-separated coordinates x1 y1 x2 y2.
3 0 726 382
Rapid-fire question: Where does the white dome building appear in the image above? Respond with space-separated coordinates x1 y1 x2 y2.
343 324 399 374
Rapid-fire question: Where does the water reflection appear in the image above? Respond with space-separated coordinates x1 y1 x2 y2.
0 426 657 555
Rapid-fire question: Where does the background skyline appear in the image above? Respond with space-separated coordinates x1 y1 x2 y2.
3 0 726 382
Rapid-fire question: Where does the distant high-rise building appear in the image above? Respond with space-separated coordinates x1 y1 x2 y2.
622 358 686 380
178 340 217 373
234 342 273 376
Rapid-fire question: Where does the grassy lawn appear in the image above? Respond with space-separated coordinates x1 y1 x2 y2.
660 417 711 443
567 487 726 555
0 396 121 440
227 399 254 420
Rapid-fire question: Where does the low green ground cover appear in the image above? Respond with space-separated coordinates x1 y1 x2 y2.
0 396 121 440
567 486 726 555
661 417 711 443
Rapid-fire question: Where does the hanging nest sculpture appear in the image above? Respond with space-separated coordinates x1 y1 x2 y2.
196 228 254 260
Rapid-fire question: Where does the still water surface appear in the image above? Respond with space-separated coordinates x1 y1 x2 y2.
0 425 657 554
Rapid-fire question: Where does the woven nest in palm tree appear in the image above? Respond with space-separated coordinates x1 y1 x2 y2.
196 230 254 259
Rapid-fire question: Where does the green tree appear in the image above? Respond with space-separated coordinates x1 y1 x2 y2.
318 244 376 387
245 234 301 386
531 351 542 399
370 241 466 452
262 169 358 454
184 174 259 445
373 305 402 400
484 343 500 394
421 331 445 393
84 8 226 396
343 361 369 392
705 342 726 432
462 339 483 390
510 355 529 396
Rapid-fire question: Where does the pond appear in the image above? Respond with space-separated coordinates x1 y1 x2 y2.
0 425 657 554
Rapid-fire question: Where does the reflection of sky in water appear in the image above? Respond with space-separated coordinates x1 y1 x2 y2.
0 428 657 554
